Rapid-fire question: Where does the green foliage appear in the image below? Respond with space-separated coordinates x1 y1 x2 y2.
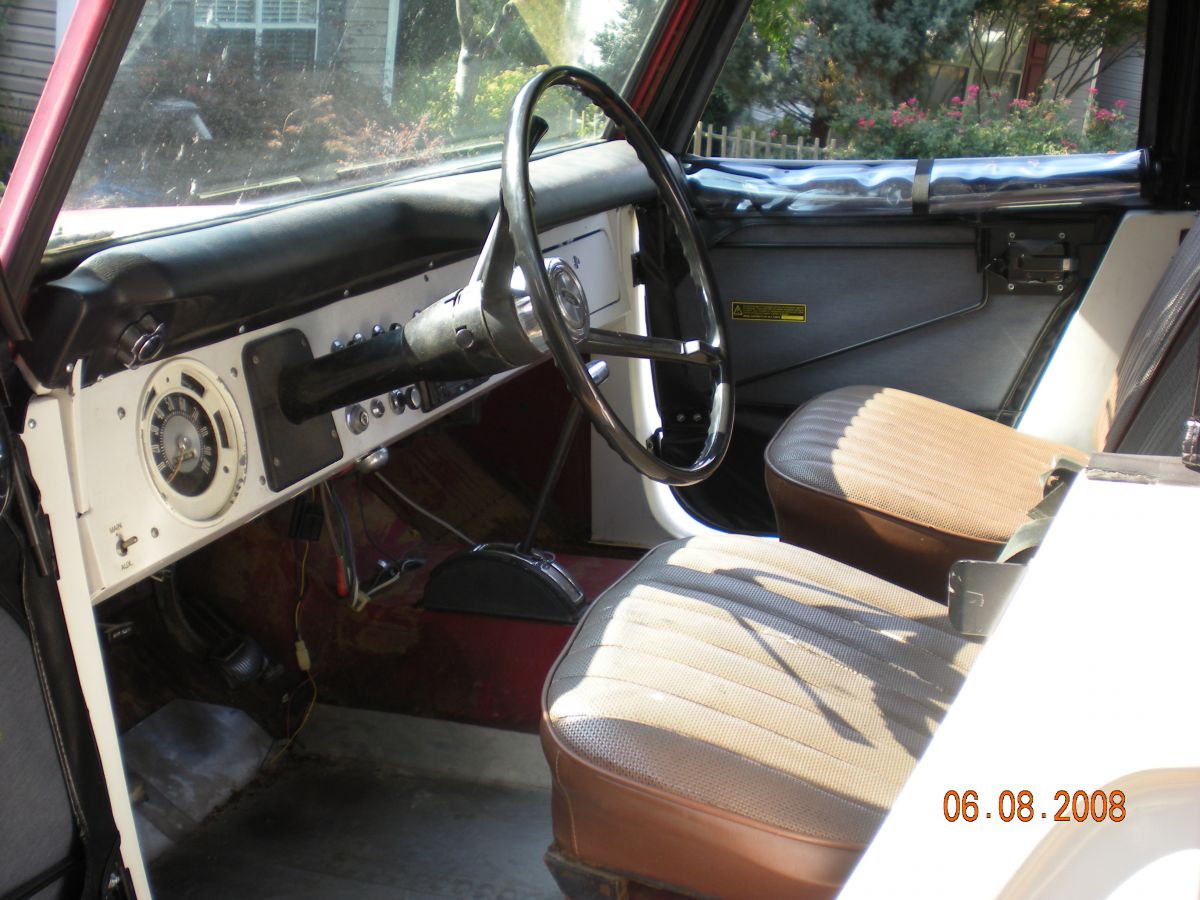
833 84 1136 159
594 0 663 88
968 0 1148 100
806 0 978 113
1035 0 1149 50
699 0 1147 153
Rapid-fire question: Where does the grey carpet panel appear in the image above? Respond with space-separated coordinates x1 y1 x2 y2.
150 757 557 900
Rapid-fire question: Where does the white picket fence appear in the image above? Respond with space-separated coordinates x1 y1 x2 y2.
691 122 843 159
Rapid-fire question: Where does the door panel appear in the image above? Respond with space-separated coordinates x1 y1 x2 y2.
714 223 982 385
656 160 1129 534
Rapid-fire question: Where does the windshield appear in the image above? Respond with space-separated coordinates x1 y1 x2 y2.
49 0 669 255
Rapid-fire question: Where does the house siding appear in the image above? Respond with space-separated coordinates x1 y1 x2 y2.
340 0 390 84
1096 44 1144 125
0 0 57 131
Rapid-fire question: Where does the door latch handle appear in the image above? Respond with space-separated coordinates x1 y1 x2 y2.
1004 238 1077 285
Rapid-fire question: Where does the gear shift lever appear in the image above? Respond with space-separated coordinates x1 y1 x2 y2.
519 360 608 554
421 360 609 623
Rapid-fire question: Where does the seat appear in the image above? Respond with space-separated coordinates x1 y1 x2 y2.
765 222 1200 597
765 385 1086 597
541 534 980 900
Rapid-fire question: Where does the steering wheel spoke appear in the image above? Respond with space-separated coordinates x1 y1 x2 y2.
581 329 720 367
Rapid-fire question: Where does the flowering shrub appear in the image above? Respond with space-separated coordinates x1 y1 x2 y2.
833 84 1136 159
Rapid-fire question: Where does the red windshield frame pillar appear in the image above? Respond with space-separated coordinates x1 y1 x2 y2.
629 0 702 118
0 1 129 339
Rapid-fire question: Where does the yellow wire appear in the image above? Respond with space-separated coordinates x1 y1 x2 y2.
268 673 317 766
268 523 318 767
294 541 310 636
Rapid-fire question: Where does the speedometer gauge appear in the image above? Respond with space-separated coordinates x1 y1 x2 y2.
139 360 246 522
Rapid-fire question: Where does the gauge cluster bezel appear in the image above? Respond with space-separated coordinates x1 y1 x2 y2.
138 359 247 523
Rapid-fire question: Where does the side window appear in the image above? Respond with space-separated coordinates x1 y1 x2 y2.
697 1 1148 161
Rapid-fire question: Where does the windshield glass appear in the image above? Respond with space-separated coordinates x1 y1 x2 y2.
49 0 668 255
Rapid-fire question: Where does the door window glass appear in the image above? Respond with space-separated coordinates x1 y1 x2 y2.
697 1 1148 161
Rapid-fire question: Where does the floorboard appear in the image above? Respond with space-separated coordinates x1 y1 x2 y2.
150 756 558 900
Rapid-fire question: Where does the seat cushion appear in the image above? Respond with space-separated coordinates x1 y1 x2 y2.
541 534 980 900
765 385 1087 597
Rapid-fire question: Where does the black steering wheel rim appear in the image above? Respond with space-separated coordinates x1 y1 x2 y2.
501 65 733 487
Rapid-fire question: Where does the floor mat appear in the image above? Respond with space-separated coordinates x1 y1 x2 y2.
149 756 558 900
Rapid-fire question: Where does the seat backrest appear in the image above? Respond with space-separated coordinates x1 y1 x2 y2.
0 606 80 899
1097 224 1200 453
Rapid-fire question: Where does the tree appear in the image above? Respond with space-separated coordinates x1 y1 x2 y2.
964 0 1148 102
454 0 518 121
701 0 978 138
1033 0 1148 99
801 0 977 135
593 0 663 87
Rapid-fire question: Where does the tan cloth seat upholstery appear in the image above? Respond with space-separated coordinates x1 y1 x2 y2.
765 386 1087 597
541 534 980 900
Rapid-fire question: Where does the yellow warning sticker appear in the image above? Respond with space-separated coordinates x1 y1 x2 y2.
730 302 807 323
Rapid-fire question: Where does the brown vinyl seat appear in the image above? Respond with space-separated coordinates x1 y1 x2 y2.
541 534 979 900
765 221 1200 597
765 385 1087 597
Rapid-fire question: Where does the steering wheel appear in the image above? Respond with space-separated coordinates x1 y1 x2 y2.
501 66 732 487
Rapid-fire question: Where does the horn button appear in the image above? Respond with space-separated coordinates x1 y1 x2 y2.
514 258 590 351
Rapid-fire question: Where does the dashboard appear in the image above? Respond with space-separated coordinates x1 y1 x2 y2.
20 142 654 604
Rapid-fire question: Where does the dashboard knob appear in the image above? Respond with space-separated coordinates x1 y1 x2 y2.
369 398 386 418
350 332 365 346
346 404 370 434
330 339 345 353
389 389 406 414
372 324 384 337
403 385 422 411
356 447 389 473
116 315 167 369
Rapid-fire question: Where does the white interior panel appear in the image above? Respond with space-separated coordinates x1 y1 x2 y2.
24 211 629 604
1019 210 1196 450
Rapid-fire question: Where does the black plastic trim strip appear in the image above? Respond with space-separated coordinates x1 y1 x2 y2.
913 158 934 215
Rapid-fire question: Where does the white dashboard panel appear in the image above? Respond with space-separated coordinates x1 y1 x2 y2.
23 211 631 603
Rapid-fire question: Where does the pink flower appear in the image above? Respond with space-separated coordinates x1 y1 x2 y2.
950 95 963 105
907 97 919 106
1115 99 1127 109
1088 86 1099 96
966 84 980 100
946 109 963 119
866 118 875 127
